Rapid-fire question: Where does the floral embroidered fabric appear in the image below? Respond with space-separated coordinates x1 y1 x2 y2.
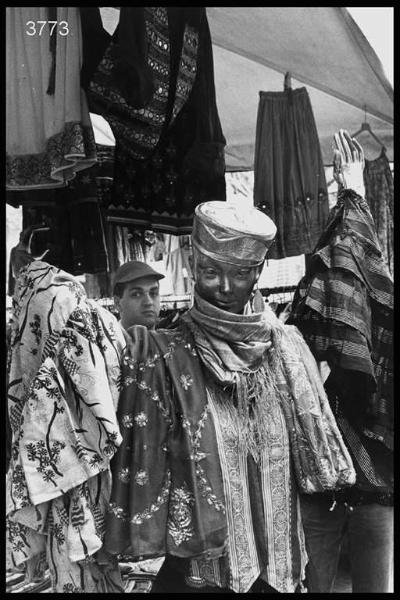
6 261 126 592
105 307 355 593
104 324 227 561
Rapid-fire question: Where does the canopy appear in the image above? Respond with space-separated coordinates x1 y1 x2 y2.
97 7 393 169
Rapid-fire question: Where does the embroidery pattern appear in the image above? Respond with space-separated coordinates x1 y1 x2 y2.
134 412 149 427
260 412 292 592
179 373 193 390
118 468 130 484
135 470 149 487
89 7 170 160
109 470 171 525
181 406 225 513
121 413 134 429
207 389 260 593
171 26 199 121
6 123 96 189
167 484 195 546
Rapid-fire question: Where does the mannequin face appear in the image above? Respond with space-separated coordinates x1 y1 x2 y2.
115 276 161 329
194 253 261 314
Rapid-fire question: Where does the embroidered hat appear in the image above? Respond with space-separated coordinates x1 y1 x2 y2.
113 261 164 291
192 201 277 267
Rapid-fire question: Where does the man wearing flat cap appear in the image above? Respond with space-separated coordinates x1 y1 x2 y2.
104 201 354 593
113 261 164 330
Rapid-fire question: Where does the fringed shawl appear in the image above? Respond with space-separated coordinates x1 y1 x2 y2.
183 295 356 492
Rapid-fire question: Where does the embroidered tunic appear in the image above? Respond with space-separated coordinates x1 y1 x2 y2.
105 304 355 593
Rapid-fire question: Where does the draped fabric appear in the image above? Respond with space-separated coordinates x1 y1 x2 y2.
6 144 112 278
183 296 355 490
85 7 226 233
8 240 35 297
364 148 394 277
6 8 96 190
289 190 393 496
253 87 329 258
6 261 126 592
104 325 227 561
105 297 354 592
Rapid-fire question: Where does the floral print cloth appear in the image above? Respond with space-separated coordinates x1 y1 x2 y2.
6 261 126 592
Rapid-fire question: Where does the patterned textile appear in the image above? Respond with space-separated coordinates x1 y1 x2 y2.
6 261 126 592
6 143 112 279
105 298 354 593
104 325 227 561
191 382 307 593
85 7 226 234
89 7 191 161
289 190 393 494
6 8 96 190
187 295 273 379
192 201 276 267
184 296 355 490
364 148 394 277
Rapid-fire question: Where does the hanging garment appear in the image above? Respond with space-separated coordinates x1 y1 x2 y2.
85 7 226 233
254 87 329 258
164 235 186 295
7 145 110 277
288 190 393 498
6 8 97 190
363 148 394 277
6 261 126 591
104 294 354 593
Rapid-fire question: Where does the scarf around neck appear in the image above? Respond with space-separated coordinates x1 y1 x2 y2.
182 293 355 492
182 293 274 386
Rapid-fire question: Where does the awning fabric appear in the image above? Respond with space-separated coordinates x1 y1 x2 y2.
97 7 393 169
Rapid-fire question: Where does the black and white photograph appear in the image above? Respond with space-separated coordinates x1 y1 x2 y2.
5 6 393 594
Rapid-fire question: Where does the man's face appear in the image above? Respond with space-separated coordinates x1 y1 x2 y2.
194 253 260 314
115 276 161 329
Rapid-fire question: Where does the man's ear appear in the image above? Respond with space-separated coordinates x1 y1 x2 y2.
188 253 197 280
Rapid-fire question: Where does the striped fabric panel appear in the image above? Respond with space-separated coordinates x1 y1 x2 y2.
337 415 387 487
294 315 375 377
301 271 371 340
289 190 393 452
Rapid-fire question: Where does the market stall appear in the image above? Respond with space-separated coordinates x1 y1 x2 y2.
5 6 393 595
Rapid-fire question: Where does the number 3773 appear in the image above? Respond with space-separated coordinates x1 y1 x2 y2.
26 21 69 36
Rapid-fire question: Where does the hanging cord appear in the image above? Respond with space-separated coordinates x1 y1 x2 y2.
46 7 58 95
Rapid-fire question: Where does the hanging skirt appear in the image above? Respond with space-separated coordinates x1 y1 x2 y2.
254 87 329 259
363 149 394 277
6 8 96 190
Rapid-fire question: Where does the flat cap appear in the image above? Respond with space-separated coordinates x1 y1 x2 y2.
113 261 164 289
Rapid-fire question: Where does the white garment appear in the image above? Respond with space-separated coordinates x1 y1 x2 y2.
6 7 96 190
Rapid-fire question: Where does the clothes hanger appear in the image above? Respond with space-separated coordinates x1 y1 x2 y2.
284 71 292 91
352 105 386 151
